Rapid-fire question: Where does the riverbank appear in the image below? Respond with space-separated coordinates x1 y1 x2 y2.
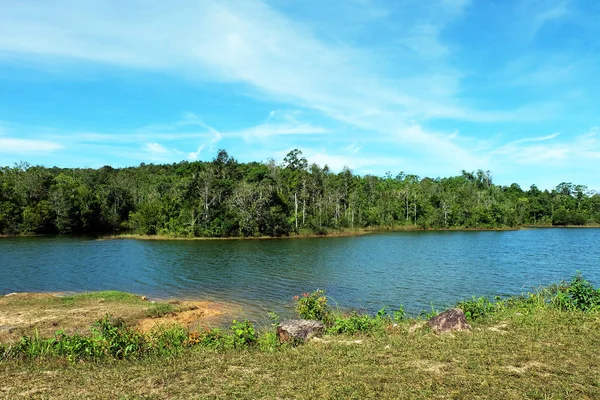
2 286 600 399
5 225 600 241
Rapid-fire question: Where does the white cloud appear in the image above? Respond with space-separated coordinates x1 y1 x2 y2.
143 142 170 155
187 145 205 161
493 128 600 165
0 138 63 154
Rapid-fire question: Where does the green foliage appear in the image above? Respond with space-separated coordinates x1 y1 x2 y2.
566 273 600 311
185 328 228 350
455 274 600 322
393 305 406 322
327 309 388 335
552 207 587 226
294 290 330 322
419 303 440 320
92 315 147 359
457 296 497 321
1 157 597 237
230 320 258 348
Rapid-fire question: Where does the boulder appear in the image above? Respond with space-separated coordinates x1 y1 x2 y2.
427 308 471 334
276 319 325 343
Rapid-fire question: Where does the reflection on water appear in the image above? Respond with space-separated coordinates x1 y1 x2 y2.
1 229 599 319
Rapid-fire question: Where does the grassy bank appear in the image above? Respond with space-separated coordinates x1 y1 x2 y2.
2 276 600 398
2 307 599 399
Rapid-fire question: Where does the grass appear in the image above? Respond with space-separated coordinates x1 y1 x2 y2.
2 277 600 399
1 307 599 399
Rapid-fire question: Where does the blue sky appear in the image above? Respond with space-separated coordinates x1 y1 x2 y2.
0 0 599 190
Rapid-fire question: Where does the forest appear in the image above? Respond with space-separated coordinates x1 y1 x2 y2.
1 149 599 237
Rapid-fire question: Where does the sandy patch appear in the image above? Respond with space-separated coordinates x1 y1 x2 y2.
136 301 227 332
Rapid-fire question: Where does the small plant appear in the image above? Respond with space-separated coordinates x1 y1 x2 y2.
257 331 279 352
294 290 330 322
393 305 406 322
92 315 147 359
327 307 389 335
567 273 600 312
267 311 280 327
420 303 439 320
457 296 497 321
185 328 228 350
328 313 385 335
230 320 257 348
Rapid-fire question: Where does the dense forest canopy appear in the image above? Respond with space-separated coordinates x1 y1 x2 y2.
1 150 599 237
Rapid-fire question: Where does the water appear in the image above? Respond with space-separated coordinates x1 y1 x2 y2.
1 229 599 318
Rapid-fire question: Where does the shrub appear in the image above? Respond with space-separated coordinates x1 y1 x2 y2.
294 290 330 322
92 315 147 359
230 320 257 348
327 311 387 335
457 296 497 321
567 273 600 311
185 328 228 350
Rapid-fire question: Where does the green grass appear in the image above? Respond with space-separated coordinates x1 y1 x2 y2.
1 307 599 399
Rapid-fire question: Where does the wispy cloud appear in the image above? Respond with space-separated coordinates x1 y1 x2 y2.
0 0 509 171
0 138 63 154
528 0 570 40
493 128 599 165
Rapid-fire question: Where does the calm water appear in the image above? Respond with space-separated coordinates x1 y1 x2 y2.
1 229 599 319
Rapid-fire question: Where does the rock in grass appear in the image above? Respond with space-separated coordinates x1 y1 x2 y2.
427 308 471 334
276 319 325 343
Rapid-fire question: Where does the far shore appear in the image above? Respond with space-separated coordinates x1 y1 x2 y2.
99 225 521 241
2 224 599 241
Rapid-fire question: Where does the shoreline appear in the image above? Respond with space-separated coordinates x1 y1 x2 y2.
100 226 521 241
2 224 599 241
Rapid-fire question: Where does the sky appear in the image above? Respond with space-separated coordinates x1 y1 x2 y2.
0 0 599 190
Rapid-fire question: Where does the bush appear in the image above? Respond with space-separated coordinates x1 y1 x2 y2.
327 309 387 335
294 290 330 322
567 273 600 311
230 320 257 348
457 296 497 321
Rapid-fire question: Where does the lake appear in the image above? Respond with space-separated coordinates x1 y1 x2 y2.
1 228 599 320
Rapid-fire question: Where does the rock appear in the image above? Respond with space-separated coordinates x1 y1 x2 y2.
141 296 148 301
276 319 325 343
427 308 471 334
4 293 18 297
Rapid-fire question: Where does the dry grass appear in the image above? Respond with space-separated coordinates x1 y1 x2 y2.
1 307 600 399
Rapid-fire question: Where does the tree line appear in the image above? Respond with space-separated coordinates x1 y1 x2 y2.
1 150 599 237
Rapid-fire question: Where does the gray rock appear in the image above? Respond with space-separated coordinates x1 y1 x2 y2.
427 308 471 334
276 319 325 342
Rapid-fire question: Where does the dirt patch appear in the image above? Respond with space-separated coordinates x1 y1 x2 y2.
411 360 450 374
0 292 232 343
136 301 227 332
501 361 546 375
488 322 509 334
